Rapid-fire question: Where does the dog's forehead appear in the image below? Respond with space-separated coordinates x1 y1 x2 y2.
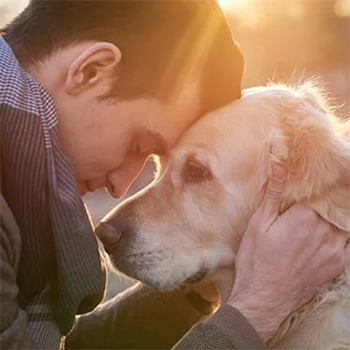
166 85 307 176
176 95 272 149
165 87 296 179
165 107 271 187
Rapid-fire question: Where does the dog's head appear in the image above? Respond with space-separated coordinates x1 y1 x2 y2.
96 84 350 290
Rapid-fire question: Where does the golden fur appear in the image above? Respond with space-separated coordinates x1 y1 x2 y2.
103 83 350 349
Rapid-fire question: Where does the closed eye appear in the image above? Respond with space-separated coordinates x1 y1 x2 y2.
182 155 212 184
130 130 168 156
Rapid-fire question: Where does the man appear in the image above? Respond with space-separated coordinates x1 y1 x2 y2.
1 0 348 349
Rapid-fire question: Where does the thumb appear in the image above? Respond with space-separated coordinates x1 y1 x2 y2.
344 237 350 267
259 162 287 228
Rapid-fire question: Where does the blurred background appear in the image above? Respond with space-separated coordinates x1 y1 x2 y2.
1 0 349 298
220 0 349 112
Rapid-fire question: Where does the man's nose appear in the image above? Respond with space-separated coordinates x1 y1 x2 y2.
95 222 122 253
106 154 147 198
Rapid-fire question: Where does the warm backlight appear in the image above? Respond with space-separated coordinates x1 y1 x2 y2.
218 0 246 12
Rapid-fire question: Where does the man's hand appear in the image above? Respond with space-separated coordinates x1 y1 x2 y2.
227 163 350 341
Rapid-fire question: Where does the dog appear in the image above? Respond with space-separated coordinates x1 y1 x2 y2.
96 83 350 349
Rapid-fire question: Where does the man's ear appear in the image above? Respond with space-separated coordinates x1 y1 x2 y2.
65 42 122 95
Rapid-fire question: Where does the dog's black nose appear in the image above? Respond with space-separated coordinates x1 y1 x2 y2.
95 222 122 253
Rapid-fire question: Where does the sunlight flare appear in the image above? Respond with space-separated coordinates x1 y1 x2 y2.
218 0 246 12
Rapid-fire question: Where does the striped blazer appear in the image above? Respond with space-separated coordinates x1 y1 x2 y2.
0 36 105 348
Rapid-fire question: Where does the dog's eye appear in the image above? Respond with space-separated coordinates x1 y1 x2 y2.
182 156 212 184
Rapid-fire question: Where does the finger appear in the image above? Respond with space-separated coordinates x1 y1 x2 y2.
339 229 350 241
333 228 350 245
259 162 287 227
344 237 350 266
343 230 350 238
335 229 350 266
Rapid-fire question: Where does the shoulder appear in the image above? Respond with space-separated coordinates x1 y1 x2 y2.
0 37 43 116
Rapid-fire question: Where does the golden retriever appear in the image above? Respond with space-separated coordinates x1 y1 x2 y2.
97 83 350 349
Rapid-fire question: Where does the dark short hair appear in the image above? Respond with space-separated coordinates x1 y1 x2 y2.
4 0 244 114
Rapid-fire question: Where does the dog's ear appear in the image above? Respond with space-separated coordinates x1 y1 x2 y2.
270 85 350 229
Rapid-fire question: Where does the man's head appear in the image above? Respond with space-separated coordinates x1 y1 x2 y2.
4 0 244 197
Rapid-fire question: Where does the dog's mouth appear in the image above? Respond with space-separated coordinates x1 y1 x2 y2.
183 267 208 284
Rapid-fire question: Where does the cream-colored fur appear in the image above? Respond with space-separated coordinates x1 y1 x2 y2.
102 83 350 349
